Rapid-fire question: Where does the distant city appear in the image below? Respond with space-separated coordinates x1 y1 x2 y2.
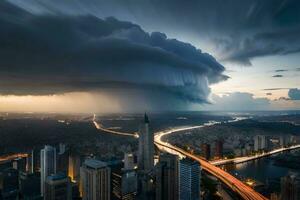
0 111 300 200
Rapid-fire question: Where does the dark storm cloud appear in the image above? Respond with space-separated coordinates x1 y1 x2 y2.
266 93 272 96
272 75 284 78
288 88 300 100
0 1 227 105
8 0 300 66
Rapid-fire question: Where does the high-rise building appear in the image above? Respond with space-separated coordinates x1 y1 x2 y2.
12 157 27 172
201 143 211 160
40 145 56 196
68 153 81 183
254 135 269 151
138 113 154 172
137 114 155 197
124 153 135 170
19 172 41 200
156 153 179 200
0 168 19 199
111 169 138 200
80 159 111 200
179 158 201 200
215 140 223 159
30 148 40 173
44 173 71 200
280 173 300 200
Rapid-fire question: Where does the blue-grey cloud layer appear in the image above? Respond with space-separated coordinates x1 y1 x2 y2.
0 1 227 107
7 0 300 66
288 88 300 100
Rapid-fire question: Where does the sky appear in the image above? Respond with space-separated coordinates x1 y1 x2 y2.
0 0 299 113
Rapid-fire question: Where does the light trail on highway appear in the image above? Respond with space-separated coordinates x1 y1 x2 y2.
92 115 268 199
93 114 139 138
154 127 268 200
0 153 28 162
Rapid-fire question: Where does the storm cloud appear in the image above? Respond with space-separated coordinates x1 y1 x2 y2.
288 88 300 100
6 0 300 66
0 1 227 109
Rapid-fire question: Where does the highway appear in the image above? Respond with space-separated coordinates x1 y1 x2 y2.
211 144 300 166
154 127 268 200
93 114 139 138
0 153 28 163
92 115 268 199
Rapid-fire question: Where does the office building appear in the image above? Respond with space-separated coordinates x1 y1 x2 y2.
179 158 201 200
201 143 211 160
280 173 300 200
44 173 71 200
254 135 269 151
19 172 41 200
68 153 81 183
80 159 111 200
40 145 57 196
12 157 27 172
124 153 135 170
111 169 137 200
215 140 223 159
156 153 179 200
0 168 19 200
30 148 40 173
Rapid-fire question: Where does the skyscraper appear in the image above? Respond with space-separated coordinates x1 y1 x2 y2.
254 135 269 151
40 145 56 196
138 113 154 172
179 158 201 200
44 173 71 200
156 153 179 200
124 153 135 170
80 159 111 200
137 114 155 197
280 173 300 200
68 153 81 183
215 140 223 159
201 143 211 160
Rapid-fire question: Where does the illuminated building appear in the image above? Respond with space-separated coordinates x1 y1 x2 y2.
12 157 27 172
124 153 135 170
179 158 201 200
40 145 57 196
30 148 40 173
68 153 81 183
280 173 300 200
44 173 71 200
80 159 111 200
201 143 211 160
156 153 179 200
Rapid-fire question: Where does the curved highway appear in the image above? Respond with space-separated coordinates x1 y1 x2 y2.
92 114 268 200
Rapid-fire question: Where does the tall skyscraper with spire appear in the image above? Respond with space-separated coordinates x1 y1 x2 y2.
138 113 154 172
137 113 155 198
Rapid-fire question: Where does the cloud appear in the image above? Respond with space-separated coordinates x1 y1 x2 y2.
288 88 300 100
263 88 290 91
5 0 300 66
0 1 227 110
266 93 272 96
202 92 270 111
275 69 288 72
272 74 284 78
